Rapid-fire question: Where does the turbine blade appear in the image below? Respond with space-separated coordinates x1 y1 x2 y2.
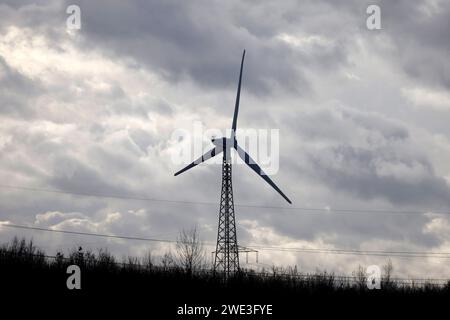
235 144 292 204
231 50 246 133
174 147 222 176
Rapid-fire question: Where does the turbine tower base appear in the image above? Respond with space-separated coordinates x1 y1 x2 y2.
213 158 239 277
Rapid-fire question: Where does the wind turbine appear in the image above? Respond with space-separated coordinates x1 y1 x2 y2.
174 50 291 277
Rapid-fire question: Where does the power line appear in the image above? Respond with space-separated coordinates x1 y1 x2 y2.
1 224 177 243
3 223 450 259
247 244 450 256
1 184 448 216
250 247 450 259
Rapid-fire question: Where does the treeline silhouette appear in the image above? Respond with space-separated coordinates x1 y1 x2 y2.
1 236 449 298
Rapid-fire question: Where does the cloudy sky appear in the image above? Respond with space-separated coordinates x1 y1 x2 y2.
1 0 450 278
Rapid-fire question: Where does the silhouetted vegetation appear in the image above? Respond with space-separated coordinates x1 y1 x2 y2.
1 236 449 300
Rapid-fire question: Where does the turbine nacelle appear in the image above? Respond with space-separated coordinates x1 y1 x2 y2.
211 137 235 148
211 137 236 161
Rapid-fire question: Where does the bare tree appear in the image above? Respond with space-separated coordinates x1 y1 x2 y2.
175 226 205 274
352 265 366 289
382 259 394 288
161 251 175 271
143 251 153 271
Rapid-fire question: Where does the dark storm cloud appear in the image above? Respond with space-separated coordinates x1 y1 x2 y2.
56 0 353 95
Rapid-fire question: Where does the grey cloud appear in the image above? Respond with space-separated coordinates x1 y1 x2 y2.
309 144 450 208
0 56 42 118
281 103 450 209
340 109 409 141
128 128 156 154
65 0 354 95
301 0 450 90
0 0 66 35
47 158 126 196
256 210 441 248
361 0 450 90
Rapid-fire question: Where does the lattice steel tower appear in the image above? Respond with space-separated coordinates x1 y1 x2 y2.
214 157 239 276
174 50 291 277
